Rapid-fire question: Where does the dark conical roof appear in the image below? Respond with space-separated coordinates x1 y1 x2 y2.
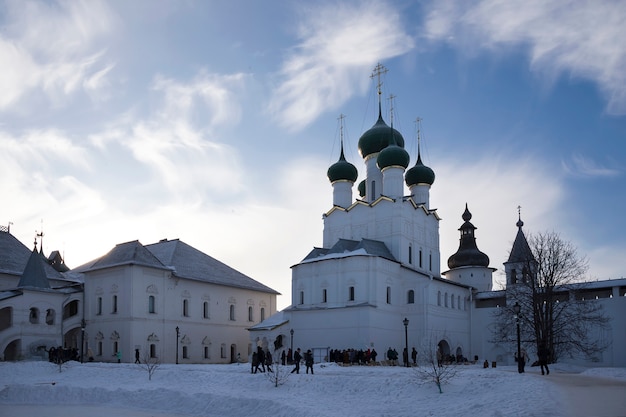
506 215 534 263
18 247 51 289
447 204 490 268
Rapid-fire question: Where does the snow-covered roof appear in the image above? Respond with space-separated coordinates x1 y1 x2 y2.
248 310 289 331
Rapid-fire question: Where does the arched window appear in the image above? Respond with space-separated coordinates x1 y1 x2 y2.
511 269 517 284
408 245 413 264
29 308 39 324
260 308 265 321
419 249 423 268
445 292 449 307
408 290 415 304
182 346 189 359
299 291 304 305
183 299 189 317
148 295 156 314
248 306 253 322
97 297 102 315
150 344 156 358
204 346 210 359
386 287 391 304
46 309 55 325
451 294 455 309
437 291 441 306
203 302 209 319
229 305 235 321
349 286 355 301
429 253 432 271
322 289 327 303
220 344 226 358
112 295 118 314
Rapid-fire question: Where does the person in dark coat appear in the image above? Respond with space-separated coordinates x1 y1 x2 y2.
251 352 258 374
411 347 418 366
281 350 286 366
538 344 550 375
370 349 377 363
402 348 409 367
265 349 273 372
291 348 301 374
257 346 266 372
135 348 141 364
305 349 314 374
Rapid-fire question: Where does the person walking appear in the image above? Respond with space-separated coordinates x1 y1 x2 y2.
257 346 266 372
305 349 314 374
135 348 141 364
403 347 409 367
291 348 302 374
538 343 550 375
411 347 418 366
265 349 273 373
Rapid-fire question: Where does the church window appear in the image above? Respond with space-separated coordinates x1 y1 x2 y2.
112 295 118 314
386 287 391 304
183 299 189 317
522 267 529 283
204 346 210 359
261 308 265 321
97 297 102 315
148 296 156 314
451 295 455 308
408 245 413 264
64 300 79 319
29 308 39 324
408 290 415 304
203 302 209 319
150 344 156 358
349 286 355 301
182 346 189 359
445 292 449 307
511 269 517 284
322 289 327 303
429 253 432 271
229 305 235 321
113 341 119 357
437 291 441 306
299 291 304 305
248 306 254 322
46 309 55 325
419 249 423 268
97 341 102 356
458 295 461 309
220 344 226 358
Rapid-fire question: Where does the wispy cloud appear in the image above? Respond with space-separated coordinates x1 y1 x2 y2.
268 1 414 130
561 153 621 178
0 0 116 110
421 0 626 115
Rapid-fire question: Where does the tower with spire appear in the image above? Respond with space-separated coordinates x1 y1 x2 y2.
503 207 536 285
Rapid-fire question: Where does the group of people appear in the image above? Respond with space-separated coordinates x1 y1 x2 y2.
328 348 378 365
44 346 79 364
515 343 550 375
251 346 315 375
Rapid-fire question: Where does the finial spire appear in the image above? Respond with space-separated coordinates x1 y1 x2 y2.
36 219 44 254
338 113 347 160
516 205 524 228
414 117 423 163
370 63 388 117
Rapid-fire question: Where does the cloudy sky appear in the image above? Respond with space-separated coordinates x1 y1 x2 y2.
2 0 624 309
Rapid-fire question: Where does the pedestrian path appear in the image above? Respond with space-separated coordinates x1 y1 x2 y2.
548 371 626 417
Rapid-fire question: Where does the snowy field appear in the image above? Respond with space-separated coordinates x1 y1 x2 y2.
1 360 625 417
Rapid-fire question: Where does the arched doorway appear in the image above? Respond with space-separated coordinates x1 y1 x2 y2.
230 344 237 363
437 339 450 363
4 339 20 361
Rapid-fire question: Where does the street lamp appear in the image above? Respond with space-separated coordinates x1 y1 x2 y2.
513 302 521 373
403 317 409 368
80 319 86 364
290 328 294 352
175 326 180 365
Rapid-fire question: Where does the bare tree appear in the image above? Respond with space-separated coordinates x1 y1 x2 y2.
264 350 291 388
492 231 610 363
138 350 161 381
414 336 457 393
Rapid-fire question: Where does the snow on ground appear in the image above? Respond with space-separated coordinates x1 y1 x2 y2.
1 361 624 417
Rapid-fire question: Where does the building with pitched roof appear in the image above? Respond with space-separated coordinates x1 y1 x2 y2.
0 230 279 363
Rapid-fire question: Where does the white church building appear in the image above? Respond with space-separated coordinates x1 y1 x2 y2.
249 70 626 367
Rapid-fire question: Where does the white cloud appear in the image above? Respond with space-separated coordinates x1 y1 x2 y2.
0 0 116 110
421 0 626 115
561 153 621 178
268 1 415 130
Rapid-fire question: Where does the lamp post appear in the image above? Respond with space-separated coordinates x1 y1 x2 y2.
513 302 521 373
290 328 294 352
80 319 86 364
403 317 409 368
175 326 180 365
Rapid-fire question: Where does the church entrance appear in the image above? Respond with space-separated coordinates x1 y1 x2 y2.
437 340 450 363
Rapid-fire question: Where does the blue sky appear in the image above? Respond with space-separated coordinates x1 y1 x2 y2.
2 0 624 309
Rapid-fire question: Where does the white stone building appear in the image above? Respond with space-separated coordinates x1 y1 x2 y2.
0 232 279 364
249 74 626 367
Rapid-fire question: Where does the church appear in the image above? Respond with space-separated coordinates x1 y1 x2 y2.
249 67 626 367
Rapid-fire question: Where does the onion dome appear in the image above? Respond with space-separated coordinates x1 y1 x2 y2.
447 204 490 268
358 179 366 197
377 132 410 170
357 107 405 158
405 151 435 187
327 147 358 183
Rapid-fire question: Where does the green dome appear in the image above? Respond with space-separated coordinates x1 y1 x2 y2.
377 144 409 170
405 153 435 186
358 114 405 158
358 179 366 197
327 149 358 183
